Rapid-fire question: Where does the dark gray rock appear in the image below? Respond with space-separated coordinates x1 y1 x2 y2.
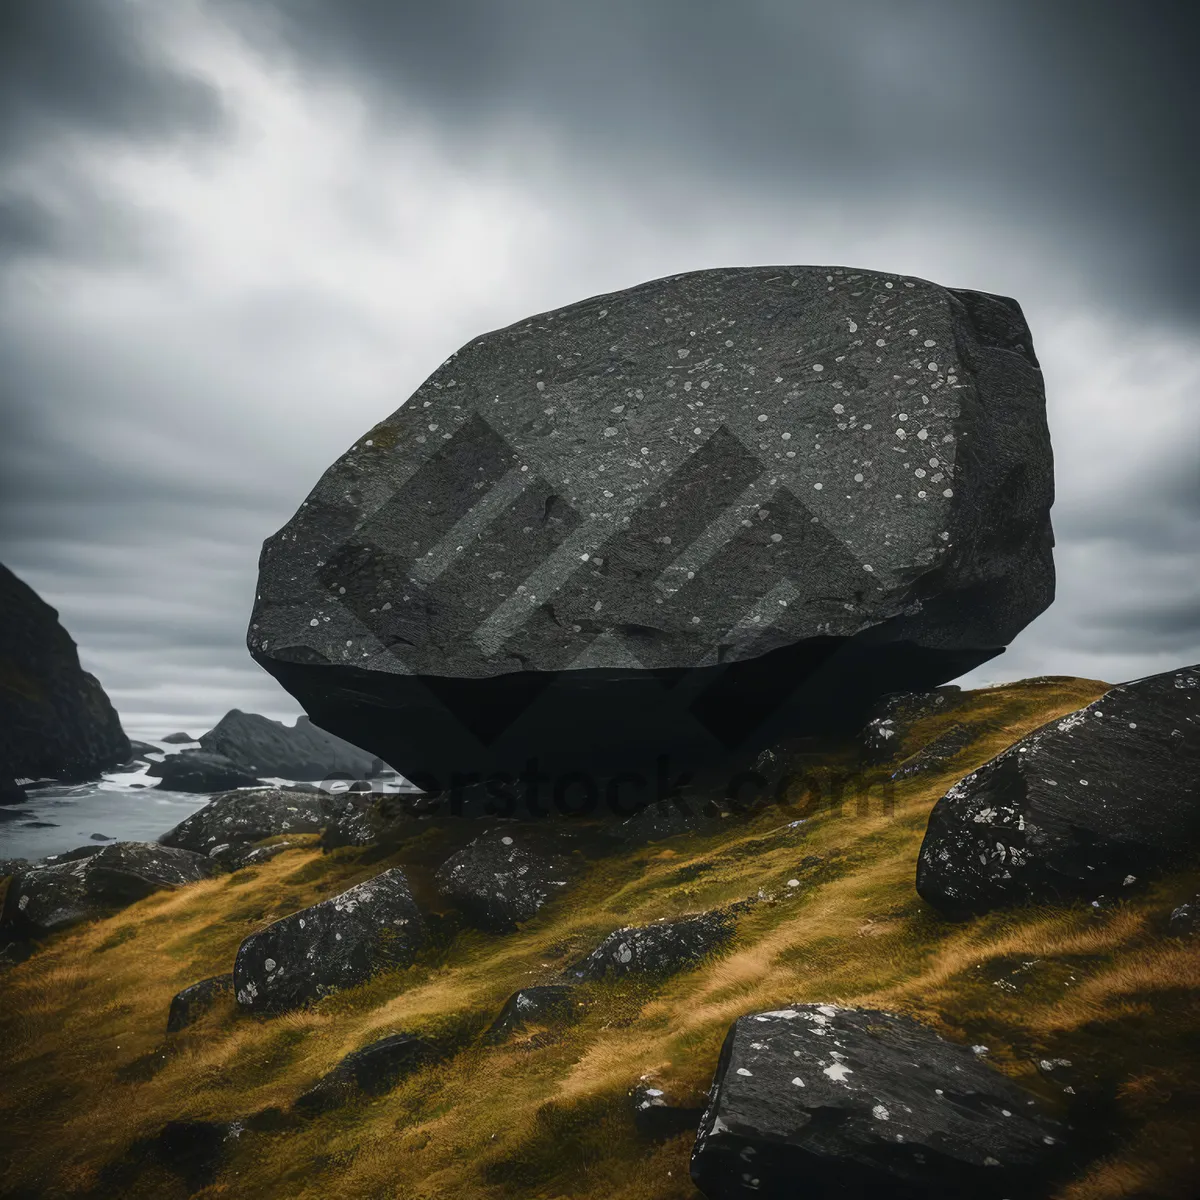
0 858 30 878
0 841 219 939
690 1003 1065 1200
1167 897 1199 936
859 686 969 765
483 984 584 1044
167 974 234 1032
159 786 327 857
318 791 419 850
889 722 980 780
632 1080 706 1140
146 750 262 794
214 840 298 871
917 663 1200 917
233 867 427 1014
0 779 28 806
161 732 197 744
0 563 130 785
568 910 736 981
294 1033 437 1114
198 708 387 782
247 266 1053 787
126 740 162 759
434 832 574 932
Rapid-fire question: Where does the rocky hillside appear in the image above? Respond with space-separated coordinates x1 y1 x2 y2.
1 676 1198 1199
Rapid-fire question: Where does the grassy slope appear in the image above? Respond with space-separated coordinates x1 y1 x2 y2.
2 676 1199 1200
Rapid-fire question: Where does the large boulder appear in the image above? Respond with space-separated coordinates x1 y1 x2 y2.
0 842 219 939
233 868 427 1014
917 663 1200 917
247 266 1054 790
146 750 262 794
158 787 328 858
690 1004 1064 1199
434 832 574 932
0 563 130 785
198 709 386 782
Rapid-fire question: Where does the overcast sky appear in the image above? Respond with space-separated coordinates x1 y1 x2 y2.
1 0 1196 740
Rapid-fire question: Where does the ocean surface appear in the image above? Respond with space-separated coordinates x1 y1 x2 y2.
0 741 414 864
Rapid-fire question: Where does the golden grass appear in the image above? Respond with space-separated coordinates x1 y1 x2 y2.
1 676 1198 1199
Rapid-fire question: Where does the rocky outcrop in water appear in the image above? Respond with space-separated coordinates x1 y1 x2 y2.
146 750 262 794
690 1003 1065 1199
198 709 386 782
917 663 1200 916
247 266 1054 790
233 868 427 1014
0 563 130 793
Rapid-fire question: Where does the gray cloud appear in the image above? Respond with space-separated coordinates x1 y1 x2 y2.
212 0 1199 328
0 0 1196 741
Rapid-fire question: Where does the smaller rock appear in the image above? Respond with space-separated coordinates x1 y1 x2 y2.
318 791 415 850
159 787 326 856
161 732 197 744
89 833 114 842
889 723 981 780
233 867 427 1014
632 1080 706 1140
294 1033 437 1114
567 910 736 981
167 974 234 1033
213 840 297 871
147 750 261 793
126 740 162 760
435 833 574 932
1167 897 1199 937
483 985 583 1044
0 842 220 939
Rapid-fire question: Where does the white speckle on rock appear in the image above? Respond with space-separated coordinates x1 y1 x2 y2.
736 1067 753 1077
872 1104 890 1120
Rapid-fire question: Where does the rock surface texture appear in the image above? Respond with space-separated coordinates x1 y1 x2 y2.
483 984 583 1043
917 664 1200 916
198 709 386 781
146 751 262 794
434 832 573 931
247 266 1054 786
568 910 735 980
0 563 130 787
233 868 427 1014
690 1003 1064 1200
158 787 327 858
0 842 219 939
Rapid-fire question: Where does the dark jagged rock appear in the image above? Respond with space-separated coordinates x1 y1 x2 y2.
167 974 234 1032
434 832 574 932
0 841 219 939
126 740 162 760
161 732 197 744
247 266 1054 788
198 708 387 782
632 1080 707 1140
0 563 130 785
917 663 1200 917
483 984 584 1044
233 867 427 1014
146 750 262 794
214 840 299 871
568 910 736 981
690 1004 1065 1200
159 787 327 857
294 1033 437 1114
